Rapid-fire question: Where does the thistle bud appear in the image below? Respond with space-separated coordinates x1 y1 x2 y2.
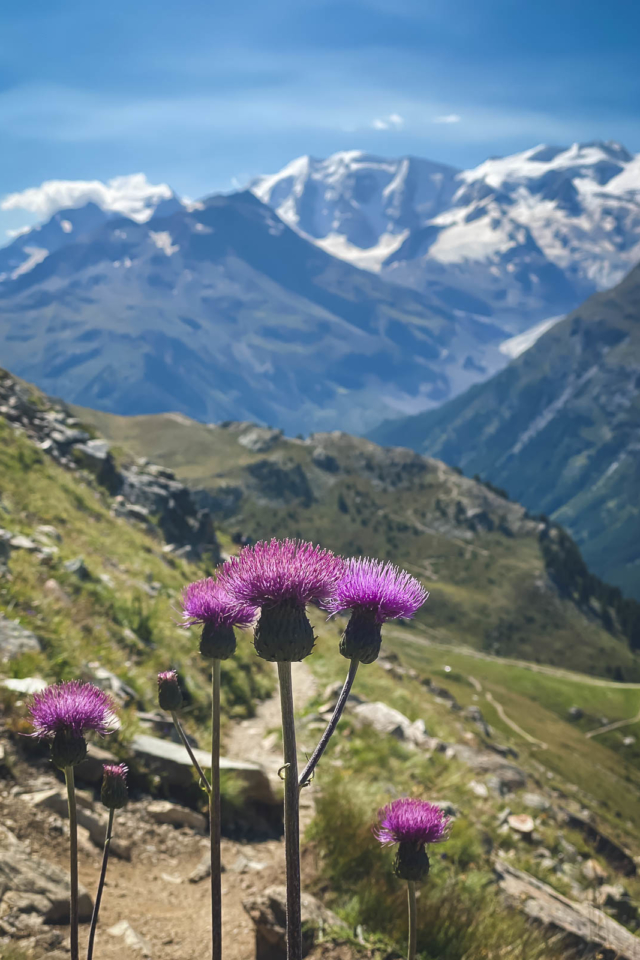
51 730 88 769
157 670 183 711
394 842 430 882
254 600 315 662
339 608 382 664
101 763 129 810
199 622 237 660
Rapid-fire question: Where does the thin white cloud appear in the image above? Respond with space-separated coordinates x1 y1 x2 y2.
5 225 31 239
371 113 404 131
1 173 175 223
433 114 461 124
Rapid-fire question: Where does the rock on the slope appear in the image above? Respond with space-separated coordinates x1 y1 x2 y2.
507 814 535 836
596 884 639 924
351 701 430 746
0 824 93 930
24 788 131 860
147 800 207 833
1 676 48 694
451 744 527 794
74 742 119 783
494 858 640 960
107 920 152 957
130 733 277 805
243 885 346 960
582 858 608 883
0 613 41 661
560 808 637 877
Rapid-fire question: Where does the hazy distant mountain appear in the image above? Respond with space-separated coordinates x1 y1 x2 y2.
252 142 640 332
0 190 499 435
370 265 640 599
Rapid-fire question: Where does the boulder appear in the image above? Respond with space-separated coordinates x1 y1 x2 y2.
560 808 637 877
0 824 93 926
24 788 131 860
494 858 640 960
596 884 639 924
452 744 527 794
351 702 430 746
147 800 207 833
507 814 535 836
582 858 608 883
243 885 345 960
63 556 92 580
2 676 48 694
0 614 42 661
522 792 550 811
88 663 137 705
107 920 152 957
130 733 277 805
74 742 119 784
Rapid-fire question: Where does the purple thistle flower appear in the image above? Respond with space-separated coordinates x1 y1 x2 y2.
374 798 450 847
326 558 428 623
180 578 256 629
157 669 183 711
217 538 345 609
28 681 117 739
101 762 128 810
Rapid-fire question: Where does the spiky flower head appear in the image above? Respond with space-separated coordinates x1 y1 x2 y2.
157 670 183 712
29 681 116 739
180 578 256 629
218 539 346 661
327 558 428 664
375 798 450 882
326 558 428 623
28 680 117 769
101 763 129 810
180 578 256 660
218 539 345 609
375 798 450 847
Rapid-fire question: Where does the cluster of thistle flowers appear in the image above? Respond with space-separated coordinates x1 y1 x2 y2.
28 680 127 960
26 539 451 960
162 538 451 960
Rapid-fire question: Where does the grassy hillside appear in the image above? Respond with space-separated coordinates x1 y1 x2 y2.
0 406 271 729
75 409 640 680
368 263 640 600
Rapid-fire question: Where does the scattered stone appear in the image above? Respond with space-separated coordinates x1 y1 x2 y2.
63 556 92 580
9 534 38 551
147 800 207 833
623 736 636 746
568 706 584 720
522 792 550 811
2 676 48 694
582 859 608 883
560 809 637 876
507 814 535 836
452 744 527 794
468 780 489 799
107 920 152 957
35 525 61 542
88 663 137 705
243 885 346 960
351 701 430 746
229 853 267 874
130 733 277 804
0 824 93 926
464 705 491 736
0 613 42 661
237 426 283 453
433 800 459 818
596 884 639 924
494 858 640 960
25 788 131 860
188 853 221 884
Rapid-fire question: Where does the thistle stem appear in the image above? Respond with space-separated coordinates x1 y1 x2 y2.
298 658 359 789
210 660 222 960
278 661 302 960
86 807 114 960
64 766 79 960
407 881 417 960
171 711 212 793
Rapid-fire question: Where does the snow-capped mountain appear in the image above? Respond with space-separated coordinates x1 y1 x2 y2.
0 174 183 283
252 142 640 333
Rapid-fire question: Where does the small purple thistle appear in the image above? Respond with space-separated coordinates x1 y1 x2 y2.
217 538 345 609
180 578 256 629
375 798 450 847
101 763 129 810
28 681 116 739
326 558 428 623
157 670 183 712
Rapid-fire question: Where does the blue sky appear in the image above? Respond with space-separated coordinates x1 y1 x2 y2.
1 0 639 237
